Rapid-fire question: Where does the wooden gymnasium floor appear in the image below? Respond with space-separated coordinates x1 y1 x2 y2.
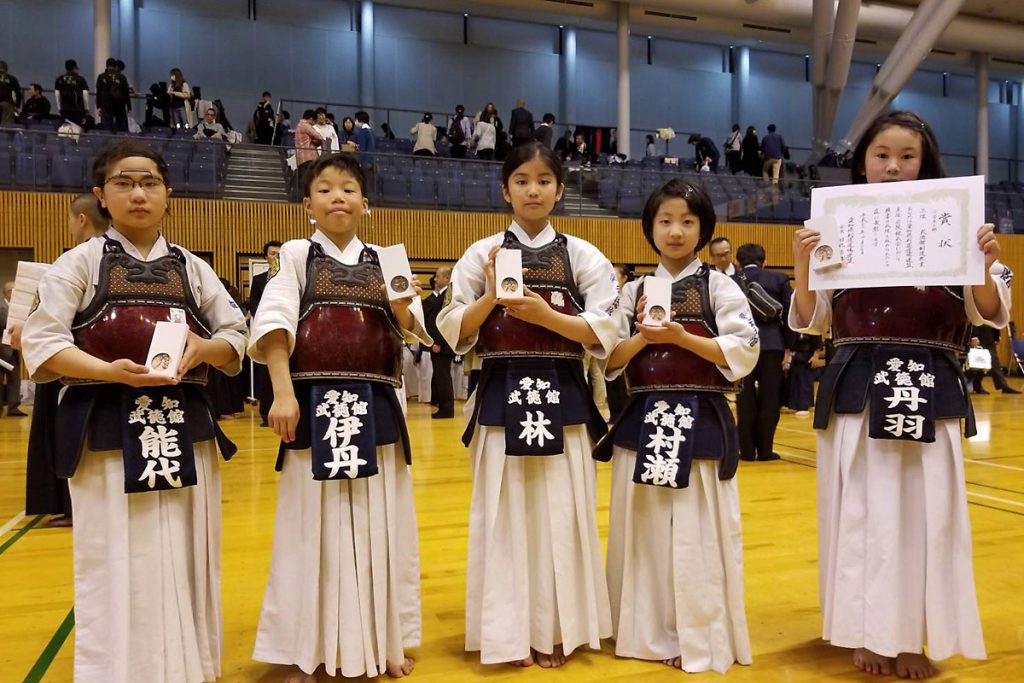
2 388 1024 682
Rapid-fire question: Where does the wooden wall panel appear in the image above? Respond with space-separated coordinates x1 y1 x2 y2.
2 190 1022 329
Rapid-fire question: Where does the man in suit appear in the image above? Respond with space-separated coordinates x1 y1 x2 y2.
972 324 1021 394
423 266 455 418
0 282 25 416
247 241 282 426
734 243 792 461
509 99 535 148
708 236 736 276
534 113 555 148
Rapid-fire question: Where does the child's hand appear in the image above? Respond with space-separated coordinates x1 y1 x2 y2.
635 294 648 326
107 359 177 387
793 228 821 269
501 287 553 326
977 223 1000 269
484 246 500 295
269 395 300 443
388 276 423 319
177 331 211 381
637 320 687 347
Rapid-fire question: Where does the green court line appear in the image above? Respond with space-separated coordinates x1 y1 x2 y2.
23 608 74 683
0 515 44 556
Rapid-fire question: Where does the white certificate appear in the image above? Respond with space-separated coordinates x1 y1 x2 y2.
807 175 986 291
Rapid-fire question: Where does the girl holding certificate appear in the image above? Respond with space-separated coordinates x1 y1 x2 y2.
21 141 249 683
596 179 759 673
250 153 428 681
791 111 1009 679
437 142 618 668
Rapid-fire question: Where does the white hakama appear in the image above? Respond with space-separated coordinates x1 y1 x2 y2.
69 441 223 683
817 412 986 660
464 409 612 663
253 445 421 677
606 448 751 673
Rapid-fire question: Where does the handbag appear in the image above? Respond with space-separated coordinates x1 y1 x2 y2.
732 271 783 323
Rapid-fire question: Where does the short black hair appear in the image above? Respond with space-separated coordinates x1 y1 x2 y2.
262 91 271 98
640 179 716 255
455 104 465 115
736 243 766 267
315 106 327 116
262 240 283 257
302 109 316 120
106 58 117 68
303 152 367 197
115 59 125 70
422 112 433 123
688 133 701 144
851 109 944 184
709 236 731 250
543 113 555 124
355 110 370 124
767 124 777 133
65 59 77 71
92 140 170 218
29 83 42 93
501 141 563 187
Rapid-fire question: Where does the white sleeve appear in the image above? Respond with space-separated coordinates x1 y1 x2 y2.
788 289 833 335
437 241 489 356
21 250 91 383
965 260 1012 328
189 255 248 376
573 241 620 359
248 242 304 363
603 279 639 381
401 291 432 345
710 273 761 382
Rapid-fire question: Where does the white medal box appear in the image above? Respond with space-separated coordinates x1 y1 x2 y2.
377 243 417 301
145 321 190 378
641 277 672 327
2 261 51 345
495 248 524 300
805 215 843 273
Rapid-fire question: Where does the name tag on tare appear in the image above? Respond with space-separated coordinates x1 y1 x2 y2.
146 321 190 378
377 244 417 301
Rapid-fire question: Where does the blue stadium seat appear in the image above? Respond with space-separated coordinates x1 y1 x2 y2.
409 176 435 205
0 152 11 186
188 162 218 196
463 180 489 209
52 155 86 190
380 174 408 203
15 154 48 188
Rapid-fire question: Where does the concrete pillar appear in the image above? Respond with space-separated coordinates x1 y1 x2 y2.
810 0 835 157
560 26 577 127
616 2 631 159
359 0 375 107
976 53 989 180
93 0 111 84
117 0 137 87
731 47 749 132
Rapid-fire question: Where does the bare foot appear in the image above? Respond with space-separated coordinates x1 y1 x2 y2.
387 656 415 678
282 666 317 683
895 652 937 680
662 657 682 669
48 515 73 528
512 653 534 667
853 648 894 676
535 645 567 668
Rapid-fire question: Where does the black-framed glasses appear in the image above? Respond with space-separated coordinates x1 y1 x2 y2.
103 170 166 193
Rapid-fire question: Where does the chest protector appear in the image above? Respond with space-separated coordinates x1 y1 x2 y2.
625 268 737 394
477 231 586 360
832 286 969 353
69 238 211 385
290 241 403 386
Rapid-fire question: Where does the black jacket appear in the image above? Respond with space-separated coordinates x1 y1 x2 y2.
534 124 553 148
509 107 534 140
95 70 130 111
247 272 269 318
423 289 454 357
739 265 792 352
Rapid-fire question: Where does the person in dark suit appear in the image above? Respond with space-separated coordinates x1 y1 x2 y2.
734 243 792 461
534 113 555 148
247 240 282 426
509 99 535 148
423 266 455 419
972 324 1020 394
0 283 25 417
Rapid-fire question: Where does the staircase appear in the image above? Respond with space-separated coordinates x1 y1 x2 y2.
561 182 615 218
222 145 291 203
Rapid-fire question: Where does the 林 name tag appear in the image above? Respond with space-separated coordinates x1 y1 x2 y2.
377 243 417 301
145 321 190 378
495 249 524 300
641 277 672 327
